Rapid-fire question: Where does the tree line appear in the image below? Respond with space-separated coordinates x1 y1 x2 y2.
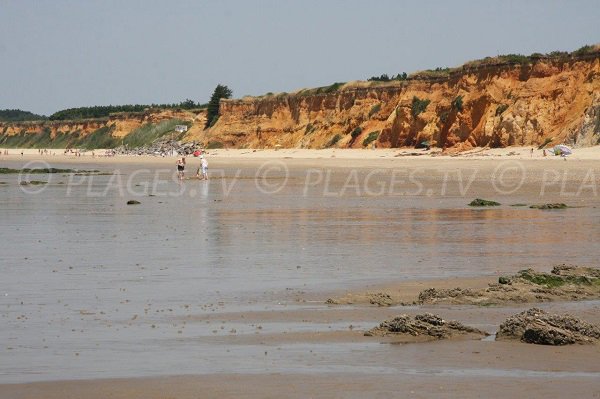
48 99 207 121
0 109 47 122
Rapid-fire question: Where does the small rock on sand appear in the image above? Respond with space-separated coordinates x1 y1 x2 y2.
367 292 394 306
365 313 489 341
529 203 568 209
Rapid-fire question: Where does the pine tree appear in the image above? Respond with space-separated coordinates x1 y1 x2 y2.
205 84 233 129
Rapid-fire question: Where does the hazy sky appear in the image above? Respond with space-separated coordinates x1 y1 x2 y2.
1 0 598 115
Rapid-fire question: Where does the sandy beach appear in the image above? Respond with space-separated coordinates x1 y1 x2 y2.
1 147 600 398
4 145 600 163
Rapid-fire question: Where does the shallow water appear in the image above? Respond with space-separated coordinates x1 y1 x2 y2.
1 160 599 382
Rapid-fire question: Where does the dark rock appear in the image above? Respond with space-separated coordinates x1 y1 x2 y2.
469 198 501 206
20 179 49 185
498 276 511 284
496 308 600 345
127 200 141 205
366 313 489 340
529 203 567 209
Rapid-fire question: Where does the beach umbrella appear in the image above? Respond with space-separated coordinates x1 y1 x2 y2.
553 145 572 157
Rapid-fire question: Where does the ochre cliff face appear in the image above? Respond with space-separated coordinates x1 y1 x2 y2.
0 119 107 138
2 55 599 150
0 109 204 143
199 55 600 150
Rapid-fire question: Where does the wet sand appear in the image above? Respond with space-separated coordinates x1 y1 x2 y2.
1 148 600 397
3 371 600 399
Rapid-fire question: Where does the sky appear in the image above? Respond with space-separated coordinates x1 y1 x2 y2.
1 0 599 116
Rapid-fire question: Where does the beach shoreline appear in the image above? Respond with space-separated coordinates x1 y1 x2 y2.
2 146 600 165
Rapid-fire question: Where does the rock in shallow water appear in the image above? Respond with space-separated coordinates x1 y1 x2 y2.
468 198 501 206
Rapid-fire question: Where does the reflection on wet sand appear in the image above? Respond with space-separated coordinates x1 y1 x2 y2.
0 160 599 386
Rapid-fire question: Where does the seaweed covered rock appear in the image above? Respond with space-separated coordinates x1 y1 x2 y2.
418 265 600 305
365 313 488 341
529 203 567 209
469 198 501 206
496 308 600 345
551 264 600 278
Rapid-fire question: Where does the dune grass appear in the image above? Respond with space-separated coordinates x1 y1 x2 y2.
0 119 188 149
122 119 188 148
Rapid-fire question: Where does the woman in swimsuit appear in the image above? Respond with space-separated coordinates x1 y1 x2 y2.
176 157 186 180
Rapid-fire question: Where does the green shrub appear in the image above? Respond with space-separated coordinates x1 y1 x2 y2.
362 131 380 147
451 95 463 112
572 45 595 56
208 115 219 128
350 126 363 139
548 51 568 58
368 74 390 82
326 134 342 147
367 73 408 82
498 54 531 65
495 104 509 116
411 96 430 118
368 103 382 118
206 141 224 149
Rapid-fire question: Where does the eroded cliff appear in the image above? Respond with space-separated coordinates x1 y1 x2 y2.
197 53 600 150
0 109 205 149
2 52 599 151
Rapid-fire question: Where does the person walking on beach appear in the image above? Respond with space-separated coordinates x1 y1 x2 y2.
200 157 208 180
176 157 186 180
